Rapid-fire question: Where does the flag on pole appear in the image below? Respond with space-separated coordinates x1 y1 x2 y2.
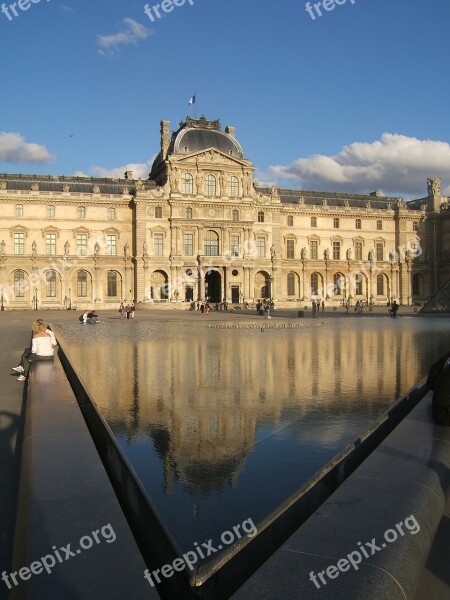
188 94 196 105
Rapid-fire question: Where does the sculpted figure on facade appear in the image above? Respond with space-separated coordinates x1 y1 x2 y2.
169 167 179 192
427 177 441 196
63 184 70 192
64 241 70 256
301 246 307 260
94 242 100 256
346 247 352 260
324 248 330 260
124 242 130 257
32 241 37 257
0 239 5 255
195 172 203 193
270 245 276 259
93 185 100 194
143 241 149 257
368 249 374 262
219 172 226 196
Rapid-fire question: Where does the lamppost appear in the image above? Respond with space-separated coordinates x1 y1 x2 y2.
34 288 38 311
0 288 4 311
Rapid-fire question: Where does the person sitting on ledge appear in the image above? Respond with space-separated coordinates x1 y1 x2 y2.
426 350 450 426
11 320 56 382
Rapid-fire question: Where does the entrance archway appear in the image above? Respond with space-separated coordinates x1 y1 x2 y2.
205 270 221 302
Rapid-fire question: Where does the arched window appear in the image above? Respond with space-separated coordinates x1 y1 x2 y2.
287 273 295 296
155 206 163 218
229 176 239 197
377 274 384 295
77 206 86 219
186 207 193 219
333 273 344 296
46 270 56 298
232 209 239 221
107 271 118 297
355 218 361 229
257 211 264 223
355 273 363 296
107 207 116 220
311 273 319 295
47 205 55 218
287 215 293 226
14 270 25 298
205 175 216 196
77 271 88 297
204 230 219 256
15 204 23 217
182 172 193 194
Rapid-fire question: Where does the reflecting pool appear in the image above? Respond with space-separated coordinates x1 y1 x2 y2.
53 316 449 555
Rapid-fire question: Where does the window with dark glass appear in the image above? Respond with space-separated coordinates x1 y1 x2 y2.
204 230 219 256
107 271 117 297
333 241 341 260
257 211 264 223
286 239 295 259
77 271 87 297
287 272 295 296
310 240 318 260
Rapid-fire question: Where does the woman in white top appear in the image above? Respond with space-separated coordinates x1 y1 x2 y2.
12 320 56 381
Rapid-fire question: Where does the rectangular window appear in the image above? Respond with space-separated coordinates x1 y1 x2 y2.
46 234 56 255
154 233 164 256
14 232 24 255
184 233 193 256
311 217 317 227
334 218 340 228
230 235 240 257
333 241 341 260
286 239 295 259
106 234 117 256
377 220 383 231
355 242 363 261
47 205 55 218
310 240 318 260
77 271 87 297
256 237 265 257
14 271 25 298
376 242 384 261
46 271 56 298
76 234 87 256
107 272 117 297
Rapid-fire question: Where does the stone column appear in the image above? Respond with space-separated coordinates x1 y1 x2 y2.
143 260 150 301
94 262 102 303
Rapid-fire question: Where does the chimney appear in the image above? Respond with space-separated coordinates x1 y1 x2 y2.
124 170 133 180
225 126 235 138
160 120 170 159
370 190 383 197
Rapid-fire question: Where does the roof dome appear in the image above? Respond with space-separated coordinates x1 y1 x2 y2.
173 127 243 158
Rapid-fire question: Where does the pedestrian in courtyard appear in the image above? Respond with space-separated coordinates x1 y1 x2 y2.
390 300 399 318
119 302 125 319
12 320 56 381
205 302 210 314
321 300 325 312
200 303 205 314
131 304 135 318
312 300 317 318
426 351 450 426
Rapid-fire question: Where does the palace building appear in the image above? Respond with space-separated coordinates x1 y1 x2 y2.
0 116 448 310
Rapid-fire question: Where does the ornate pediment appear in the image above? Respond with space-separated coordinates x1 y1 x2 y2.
174 148 251 168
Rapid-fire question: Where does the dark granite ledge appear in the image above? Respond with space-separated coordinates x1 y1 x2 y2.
232 393 450 600
9 354 157 600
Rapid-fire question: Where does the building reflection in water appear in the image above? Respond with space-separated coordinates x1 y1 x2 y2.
55 318 449 550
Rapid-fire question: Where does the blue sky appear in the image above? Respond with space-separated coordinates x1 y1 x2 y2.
1 0 449 198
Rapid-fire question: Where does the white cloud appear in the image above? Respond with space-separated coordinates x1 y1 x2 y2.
0 132 54 164
264 133 450 198
58 5 74 13
97 18 151 56
73 170 88 177
91 160 154 180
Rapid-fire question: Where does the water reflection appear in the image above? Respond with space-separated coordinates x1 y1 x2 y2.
54 317 449 549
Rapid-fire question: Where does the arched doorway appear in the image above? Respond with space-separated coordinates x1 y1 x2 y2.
205 270 221 302
255 271 271 299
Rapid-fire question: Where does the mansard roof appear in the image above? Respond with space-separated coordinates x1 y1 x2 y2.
258 187 422 212
0 173 156 194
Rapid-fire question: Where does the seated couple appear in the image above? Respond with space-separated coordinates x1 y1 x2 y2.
11 320 57 382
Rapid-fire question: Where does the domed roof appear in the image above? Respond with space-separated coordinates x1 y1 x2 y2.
173 127 243 158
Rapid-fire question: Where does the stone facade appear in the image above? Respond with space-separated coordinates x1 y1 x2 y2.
0 117 448 310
